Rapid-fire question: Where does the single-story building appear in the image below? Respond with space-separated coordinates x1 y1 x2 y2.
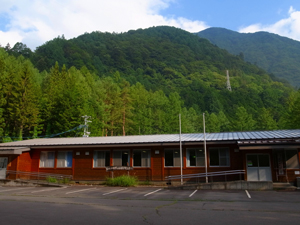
0 130 300 184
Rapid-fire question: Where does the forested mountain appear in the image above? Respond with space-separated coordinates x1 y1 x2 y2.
197 27 300 87
1 26 300 142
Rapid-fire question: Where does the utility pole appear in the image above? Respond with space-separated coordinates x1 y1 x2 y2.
226 70 232 91
179 114 183 185
82 115 92 137
203 113 208 184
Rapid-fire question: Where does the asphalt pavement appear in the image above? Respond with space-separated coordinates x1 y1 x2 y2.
0 186 299 225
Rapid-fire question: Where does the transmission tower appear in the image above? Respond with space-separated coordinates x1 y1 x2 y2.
82 115 92 137
226 70 232 91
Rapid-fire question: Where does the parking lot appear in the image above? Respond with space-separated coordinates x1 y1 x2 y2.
0 186 299 225
0 185 299 201
0 185 254 200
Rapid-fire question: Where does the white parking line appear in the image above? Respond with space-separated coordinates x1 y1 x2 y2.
189 190 197 197
66 188 97 195
245 190 251 199
144 189 162 196
103 188 127 195
0 187 33 193
31 187 68 193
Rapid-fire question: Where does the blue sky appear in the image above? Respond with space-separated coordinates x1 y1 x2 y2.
161 1 300 30
1 0 300 50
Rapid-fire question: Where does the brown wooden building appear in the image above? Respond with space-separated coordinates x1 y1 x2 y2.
0 130 300 184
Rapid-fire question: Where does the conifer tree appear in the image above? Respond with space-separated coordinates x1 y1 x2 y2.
130 82 150 135
256 108 277 130
285 91 300 129
1 52 40 139
206 112 220 132
232 106 256 131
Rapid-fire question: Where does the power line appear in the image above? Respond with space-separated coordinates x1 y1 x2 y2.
0 125 86 142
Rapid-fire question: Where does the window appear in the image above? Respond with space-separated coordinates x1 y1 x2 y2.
274 149 299 170
285 149 299 169
133 150 150 167
57 151 73 168
165 149 181 167
209 148 230 167
40 151 55 168
94 151 110 167
187 148 205 167
113 150 129 166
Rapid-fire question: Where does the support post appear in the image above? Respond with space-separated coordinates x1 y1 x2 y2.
203 113 208 184
179 114 183 185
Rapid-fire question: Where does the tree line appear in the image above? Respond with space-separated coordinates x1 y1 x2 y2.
1 47 300 142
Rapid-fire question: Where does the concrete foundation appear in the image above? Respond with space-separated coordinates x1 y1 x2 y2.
0 179 63 187
168 181 273 190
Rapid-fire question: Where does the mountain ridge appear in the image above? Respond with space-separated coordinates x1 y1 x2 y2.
1 26 298 139
197 27 300 87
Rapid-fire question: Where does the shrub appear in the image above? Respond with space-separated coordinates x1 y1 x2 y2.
139 180 151 185
58 178 70 184
46 176 57 183
105 175 138 187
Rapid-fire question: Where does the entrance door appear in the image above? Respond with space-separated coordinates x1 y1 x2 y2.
247 154 272 181
0 157 8 179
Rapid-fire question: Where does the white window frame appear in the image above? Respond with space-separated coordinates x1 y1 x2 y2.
40 151 55 168
57 151 73 168
209 147 230 167
93 150 111 168
186 148 205 167
133 149 151 167
164 149 181 167
113 150 130 166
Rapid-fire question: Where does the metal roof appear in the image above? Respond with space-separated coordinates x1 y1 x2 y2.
0 129 300 148
0 147 30 155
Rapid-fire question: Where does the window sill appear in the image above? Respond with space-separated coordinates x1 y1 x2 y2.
39 167 72 169
56 167 73 169
187 166 205 167
209 166 230 167
164 166 183 168
132 167 151 169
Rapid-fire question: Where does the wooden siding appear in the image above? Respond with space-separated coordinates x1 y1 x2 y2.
4 144 299 183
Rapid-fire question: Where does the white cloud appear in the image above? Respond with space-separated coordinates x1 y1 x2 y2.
0 0 208 50
0 30 23 47
239 6 300 41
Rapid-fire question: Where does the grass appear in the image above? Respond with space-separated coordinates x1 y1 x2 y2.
59 178 70 184
105 175 138 187
45 176 70 184
138 180 152 186
46 176 57 183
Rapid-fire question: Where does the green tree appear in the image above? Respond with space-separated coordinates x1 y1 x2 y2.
218 111 231 132
181 107 201 133
1 53 40 140
100 76 123 136
130 82 150 135
232 106 256 131
205 112 220 133
120 80 133 136
165 92 183 133
42 63 90 137
0 50 7 138
148 90 169 134
256 108 277 130
284 91 300 129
